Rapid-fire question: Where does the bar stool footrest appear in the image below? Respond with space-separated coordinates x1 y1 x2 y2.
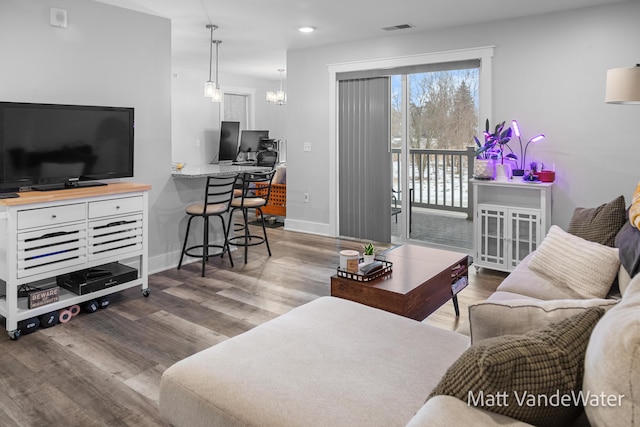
184 244 230 259
228 235 266 247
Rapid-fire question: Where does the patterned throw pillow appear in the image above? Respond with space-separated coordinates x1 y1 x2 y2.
567 195 626 247
428 307 605 427
529 225 619 299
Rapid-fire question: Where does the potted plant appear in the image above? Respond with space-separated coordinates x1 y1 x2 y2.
486 120 515 181
510 120 545 177
362 242 375 265
473 119 515 180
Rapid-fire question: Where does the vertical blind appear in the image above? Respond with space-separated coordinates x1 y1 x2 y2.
338 77 391 242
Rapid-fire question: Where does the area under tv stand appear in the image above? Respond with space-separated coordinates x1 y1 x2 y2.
31 180 107 192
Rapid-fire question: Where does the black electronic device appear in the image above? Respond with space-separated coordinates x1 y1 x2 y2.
218 121 240 162
56 262 138 295
239 130 269 154
0 102 134 191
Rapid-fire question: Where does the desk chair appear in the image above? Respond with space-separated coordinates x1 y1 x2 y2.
227 170 276 264
257 150 278 168
178 175 237 276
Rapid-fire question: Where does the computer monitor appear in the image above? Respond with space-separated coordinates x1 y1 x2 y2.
218 121 240 161
239 130 269 154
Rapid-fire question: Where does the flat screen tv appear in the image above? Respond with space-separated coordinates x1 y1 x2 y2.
0 102 134 191
239 130 269 154
218 121 240 162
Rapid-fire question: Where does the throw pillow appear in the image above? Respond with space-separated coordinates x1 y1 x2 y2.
529 225 619 299
429 307 605 427
469 298 618 344
567 195 626 247
615 219 640 280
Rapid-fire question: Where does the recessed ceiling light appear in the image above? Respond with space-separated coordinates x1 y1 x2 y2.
297 26 316 33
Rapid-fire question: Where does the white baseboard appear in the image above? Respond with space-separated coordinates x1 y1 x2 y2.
284 218 334 237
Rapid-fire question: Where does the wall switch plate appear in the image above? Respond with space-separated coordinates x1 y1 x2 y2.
303 142 311 152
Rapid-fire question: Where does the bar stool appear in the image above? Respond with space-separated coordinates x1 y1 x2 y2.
178 174 237 276
227 170 276 264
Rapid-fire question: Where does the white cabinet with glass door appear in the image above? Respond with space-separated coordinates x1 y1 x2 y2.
472 180 552 272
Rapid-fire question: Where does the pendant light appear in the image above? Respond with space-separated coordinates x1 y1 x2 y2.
211 39 222 102
266 69 287 105
204 25 222 102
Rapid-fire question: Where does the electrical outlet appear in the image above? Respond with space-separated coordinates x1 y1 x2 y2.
195 139 201 147
303 142 311 152
304 192 309 203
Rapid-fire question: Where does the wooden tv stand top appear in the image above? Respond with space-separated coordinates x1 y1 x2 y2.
0 182 152 207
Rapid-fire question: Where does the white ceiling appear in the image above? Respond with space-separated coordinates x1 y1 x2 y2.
95 0 627 80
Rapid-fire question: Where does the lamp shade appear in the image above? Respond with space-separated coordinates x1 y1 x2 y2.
605 66 640 104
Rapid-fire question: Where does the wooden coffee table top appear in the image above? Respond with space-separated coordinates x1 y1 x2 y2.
364 245 467 295
330 244 469 320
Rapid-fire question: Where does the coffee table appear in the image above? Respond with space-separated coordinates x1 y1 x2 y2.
330 245 469 321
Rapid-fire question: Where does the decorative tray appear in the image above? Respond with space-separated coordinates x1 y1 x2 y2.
336 258 393 282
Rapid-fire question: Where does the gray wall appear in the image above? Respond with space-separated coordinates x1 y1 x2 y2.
0 0 175 271
286 1 640 235
0 0 287 273
171 66 288 165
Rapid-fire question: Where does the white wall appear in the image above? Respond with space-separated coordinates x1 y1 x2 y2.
286 0 640 235
0 0 175 271
171 66 288 165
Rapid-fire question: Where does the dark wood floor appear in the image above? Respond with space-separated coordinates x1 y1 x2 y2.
0 225 507 426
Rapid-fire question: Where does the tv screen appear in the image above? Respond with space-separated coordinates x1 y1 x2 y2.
239 130 269 154
0 102 134 190
218 121 240 161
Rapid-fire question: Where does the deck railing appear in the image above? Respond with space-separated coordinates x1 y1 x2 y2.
392 146 475 219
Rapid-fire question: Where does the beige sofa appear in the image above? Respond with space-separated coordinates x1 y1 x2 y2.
160 222 640 426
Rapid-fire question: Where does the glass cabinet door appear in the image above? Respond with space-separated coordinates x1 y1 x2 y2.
477 204 507 269
509 208 540 269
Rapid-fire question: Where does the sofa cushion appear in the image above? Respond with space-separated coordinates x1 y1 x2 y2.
468 298 618 344
407 395 534 427
429 307 605 427
160 296 470 427
529 225 619 299
567 195 626 247
583 274 640 427
496 253 585 300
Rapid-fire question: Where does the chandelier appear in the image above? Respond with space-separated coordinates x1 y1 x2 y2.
266 69 287 105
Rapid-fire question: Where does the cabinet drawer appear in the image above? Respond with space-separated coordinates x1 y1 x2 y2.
17 203 86 230
17 223 87 278
88 196 143 219
88 213 143 261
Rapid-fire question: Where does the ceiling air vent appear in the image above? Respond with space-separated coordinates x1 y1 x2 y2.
381 23 414 31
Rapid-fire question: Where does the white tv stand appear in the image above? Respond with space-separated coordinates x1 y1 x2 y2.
0 183 150 340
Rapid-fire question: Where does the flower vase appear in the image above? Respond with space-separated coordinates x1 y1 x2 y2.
363 254 375 265
495 163 512 182
474 158 495 179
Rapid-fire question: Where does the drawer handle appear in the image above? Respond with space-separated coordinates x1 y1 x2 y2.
116 206 120 210
51 214 57 220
